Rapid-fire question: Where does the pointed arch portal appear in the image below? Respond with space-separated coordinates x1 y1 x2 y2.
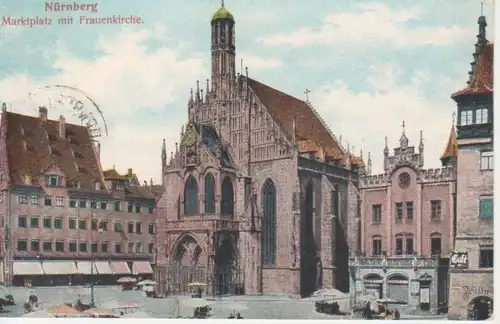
300 180 318 298
167 234 206 294
213 233 242 296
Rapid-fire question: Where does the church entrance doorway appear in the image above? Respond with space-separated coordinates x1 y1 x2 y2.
300 180 318 298
213 233 243 296
468 296 493 320
167 234 206 295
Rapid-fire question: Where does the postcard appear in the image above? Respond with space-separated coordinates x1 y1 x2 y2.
0 0 494 320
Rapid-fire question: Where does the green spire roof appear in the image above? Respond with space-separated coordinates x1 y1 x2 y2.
212 7 234 21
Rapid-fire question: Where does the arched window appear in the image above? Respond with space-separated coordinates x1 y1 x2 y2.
204 174 216 214
220 177 234 217
184 175 198 216
261 179 277 266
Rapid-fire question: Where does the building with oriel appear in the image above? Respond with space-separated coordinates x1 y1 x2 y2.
154 3 366 297
349 122 457 314
447 14 494 321
0 105 163 286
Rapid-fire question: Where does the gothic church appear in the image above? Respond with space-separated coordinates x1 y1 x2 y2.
155 3 365 296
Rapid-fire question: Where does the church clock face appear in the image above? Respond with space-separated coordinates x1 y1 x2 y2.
398 172 411 189
181 124 197 147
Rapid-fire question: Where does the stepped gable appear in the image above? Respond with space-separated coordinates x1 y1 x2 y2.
246 77 363 167
5 111 104 190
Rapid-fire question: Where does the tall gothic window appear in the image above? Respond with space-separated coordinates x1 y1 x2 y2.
220 177 234 218
184 175 198 216
261 179 277 266
204 174 216 214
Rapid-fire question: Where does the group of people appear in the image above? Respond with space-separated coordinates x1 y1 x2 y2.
228 313 243 319
361 302 400 320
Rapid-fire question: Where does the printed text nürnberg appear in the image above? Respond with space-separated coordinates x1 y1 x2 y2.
45 2 98 13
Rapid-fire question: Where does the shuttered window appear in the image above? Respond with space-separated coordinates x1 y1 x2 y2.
479 197 493 219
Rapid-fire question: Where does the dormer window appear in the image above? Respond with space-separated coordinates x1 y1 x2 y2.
23 174 32 185
45 175 60 187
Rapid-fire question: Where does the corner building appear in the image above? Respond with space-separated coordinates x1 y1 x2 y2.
155 4 365 296
0 105 162 285
351 126 457 314
448 14 494 321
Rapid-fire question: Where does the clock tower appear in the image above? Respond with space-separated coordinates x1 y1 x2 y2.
211 1 236 100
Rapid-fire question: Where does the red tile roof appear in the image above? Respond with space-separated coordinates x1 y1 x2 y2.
452 41 494 98
247 78 364 167
4 111 104 190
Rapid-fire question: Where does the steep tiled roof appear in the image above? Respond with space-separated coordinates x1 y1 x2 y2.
246 78 365 167
452 41 494 98
5 111 104 190
103 167 163 200
440 126 458 160
247 78 344 159
103 168 126 180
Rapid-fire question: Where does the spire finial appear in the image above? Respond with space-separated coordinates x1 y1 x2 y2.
221 0 225 8
385 136 388 147
304 88 311 103
481 1 484 15
401 120 406 135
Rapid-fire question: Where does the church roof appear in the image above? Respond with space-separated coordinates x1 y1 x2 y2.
440 125 458 161
246 78 356 164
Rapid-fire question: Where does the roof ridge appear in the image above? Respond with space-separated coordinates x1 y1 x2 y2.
304 101 346 155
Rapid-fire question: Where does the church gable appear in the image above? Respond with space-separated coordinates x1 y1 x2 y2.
246 78 364 167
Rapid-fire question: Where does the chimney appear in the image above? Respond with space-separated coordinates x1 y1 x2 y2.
39 106 48 121
58 115 66 139
128 168 132 176
150 178 153 188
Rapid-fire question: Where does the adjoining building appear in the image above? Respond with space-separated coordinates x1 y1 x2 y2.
447 14 494 321
350 122 457 314
0 105 163 285
155 3 364 297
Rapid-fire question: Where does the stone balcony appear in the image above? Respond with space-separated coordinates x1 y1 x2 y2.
348 256 440 269
165 217 240 233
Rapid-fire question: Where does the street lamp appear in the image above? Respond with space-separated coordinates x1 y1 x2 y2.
90 210 102 308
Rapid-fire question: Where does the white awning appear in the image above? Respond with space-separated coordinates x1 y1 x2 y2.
132 261 153 274
94 261 113 275
13 261 44 275
41 261 78 275
109 261 131 274
76 261 98 275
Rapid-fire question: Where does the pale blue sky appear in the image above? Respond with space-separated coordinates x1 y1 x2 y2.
0 0 495 183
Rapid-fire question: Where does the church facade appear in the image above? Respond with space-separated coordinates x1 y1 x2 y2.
154 4 365 296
